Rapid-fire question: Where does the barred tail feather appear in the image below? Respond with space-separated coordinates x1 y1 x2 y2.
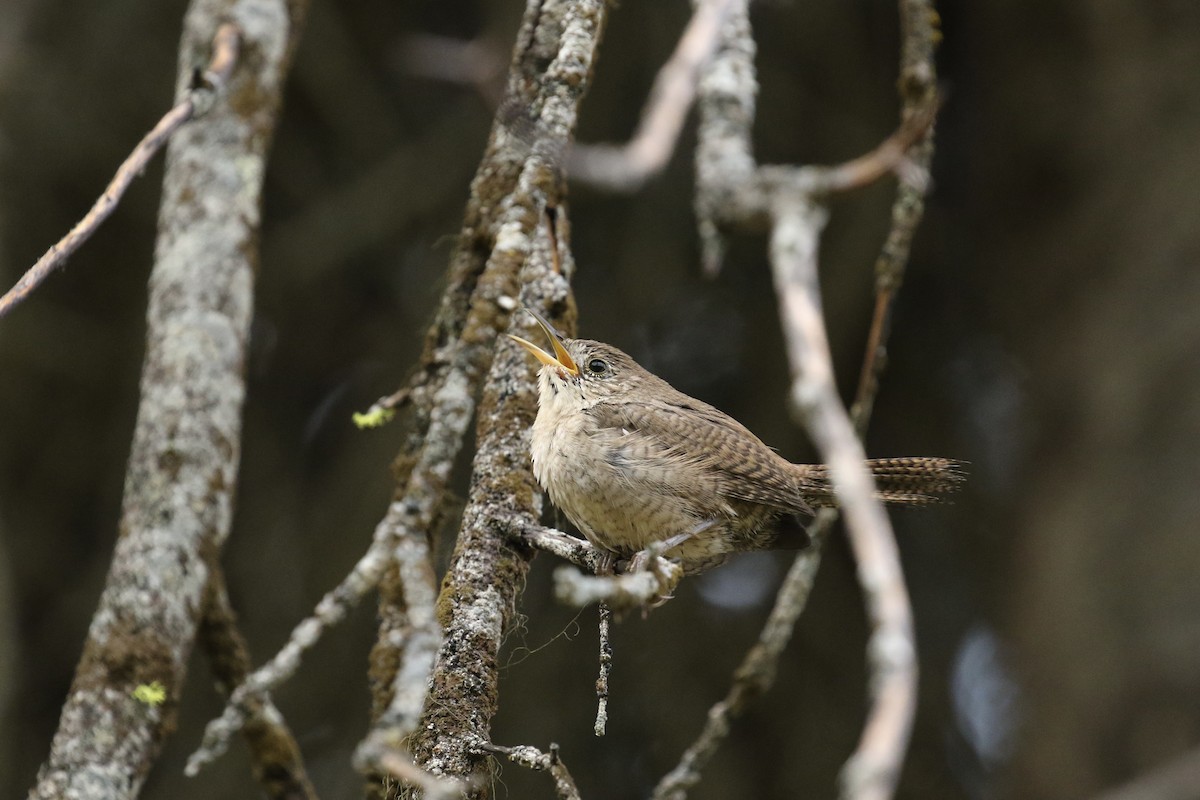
803 457 966 508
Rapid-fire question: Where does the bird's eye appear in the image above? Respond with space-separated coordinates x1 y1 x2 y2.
587 358 609 374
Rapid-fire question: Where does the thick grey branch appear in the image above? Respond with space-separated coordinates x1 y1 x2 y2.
30 1 301 797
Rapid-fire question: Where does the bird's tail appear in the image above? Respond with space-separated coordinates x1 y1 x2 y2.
803 457 966 508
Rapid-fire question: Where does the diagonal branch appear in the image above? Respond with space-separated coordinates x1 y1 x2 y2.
0 23 240 321
197 565 317 800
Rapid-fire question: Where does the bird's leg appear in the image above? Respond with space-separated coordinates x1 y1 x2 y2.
595 550 617 576
626 519 717 574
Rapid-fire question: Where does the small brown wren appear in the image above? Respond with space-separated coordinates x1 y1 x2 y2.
509 309 961 575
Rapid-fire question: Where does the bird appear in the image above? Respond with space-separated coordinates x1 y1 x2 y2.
508 308 962 575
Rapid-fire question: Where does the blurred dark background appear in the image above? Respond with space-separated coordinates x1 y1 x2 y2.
2 0 1199 798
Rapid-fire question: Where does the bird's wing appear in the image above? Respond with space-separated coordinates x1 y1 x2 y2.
587 397 812 514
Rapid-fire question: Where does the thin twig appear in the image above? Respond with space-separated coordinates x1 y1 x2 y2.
652 515 830 800
0 23 240 321
500 517 607 574
800 99 937 195
198 564 317 800
568 0 738 191
186 501 408 774
851 0 940 433
594 602 612 736
477 742 582 800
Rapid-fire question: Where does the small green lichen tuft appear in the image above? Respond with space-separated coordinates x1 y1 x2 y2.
132 681 167 707
353 407 396 429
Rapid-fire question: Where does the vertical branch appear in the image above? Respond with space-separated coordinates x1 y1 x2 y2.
770 196 916 800
851 0 940 431
680 0 936 797
29 1 303 797
368 1 609 796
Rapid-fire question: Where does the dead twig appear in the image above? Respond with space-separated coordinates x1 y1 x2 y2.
0 23 240 321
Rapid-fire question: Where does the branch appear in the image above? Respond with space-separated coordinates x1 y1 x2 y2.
187 499 412 774
501 517 607 574
29 2 302 796
553 559 683 611
568 0 737 191
0 23 239 321
372 2 610 795
353 504 445 793
478 742 582 800
197 565 317 800
652 514 831 800
678 1 940 797
770 194 916 800
851 0 940 432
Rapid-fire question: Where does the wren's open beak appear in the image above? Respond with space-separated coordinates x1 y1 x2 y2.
507 308 579 377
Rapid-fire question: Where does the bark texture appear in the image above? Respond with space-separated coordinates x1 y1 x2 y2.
29 1 302 797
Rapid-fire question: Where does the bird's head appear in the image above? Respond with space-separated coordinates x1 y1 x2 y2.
507 309 647 407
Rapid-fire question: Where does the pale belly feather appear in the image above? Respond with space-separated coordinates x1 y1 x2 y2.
530 390 749 567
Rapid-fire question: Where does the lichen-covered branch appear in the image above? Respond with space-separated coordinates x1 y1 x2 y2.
360 1 608 797
29 1 303 797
